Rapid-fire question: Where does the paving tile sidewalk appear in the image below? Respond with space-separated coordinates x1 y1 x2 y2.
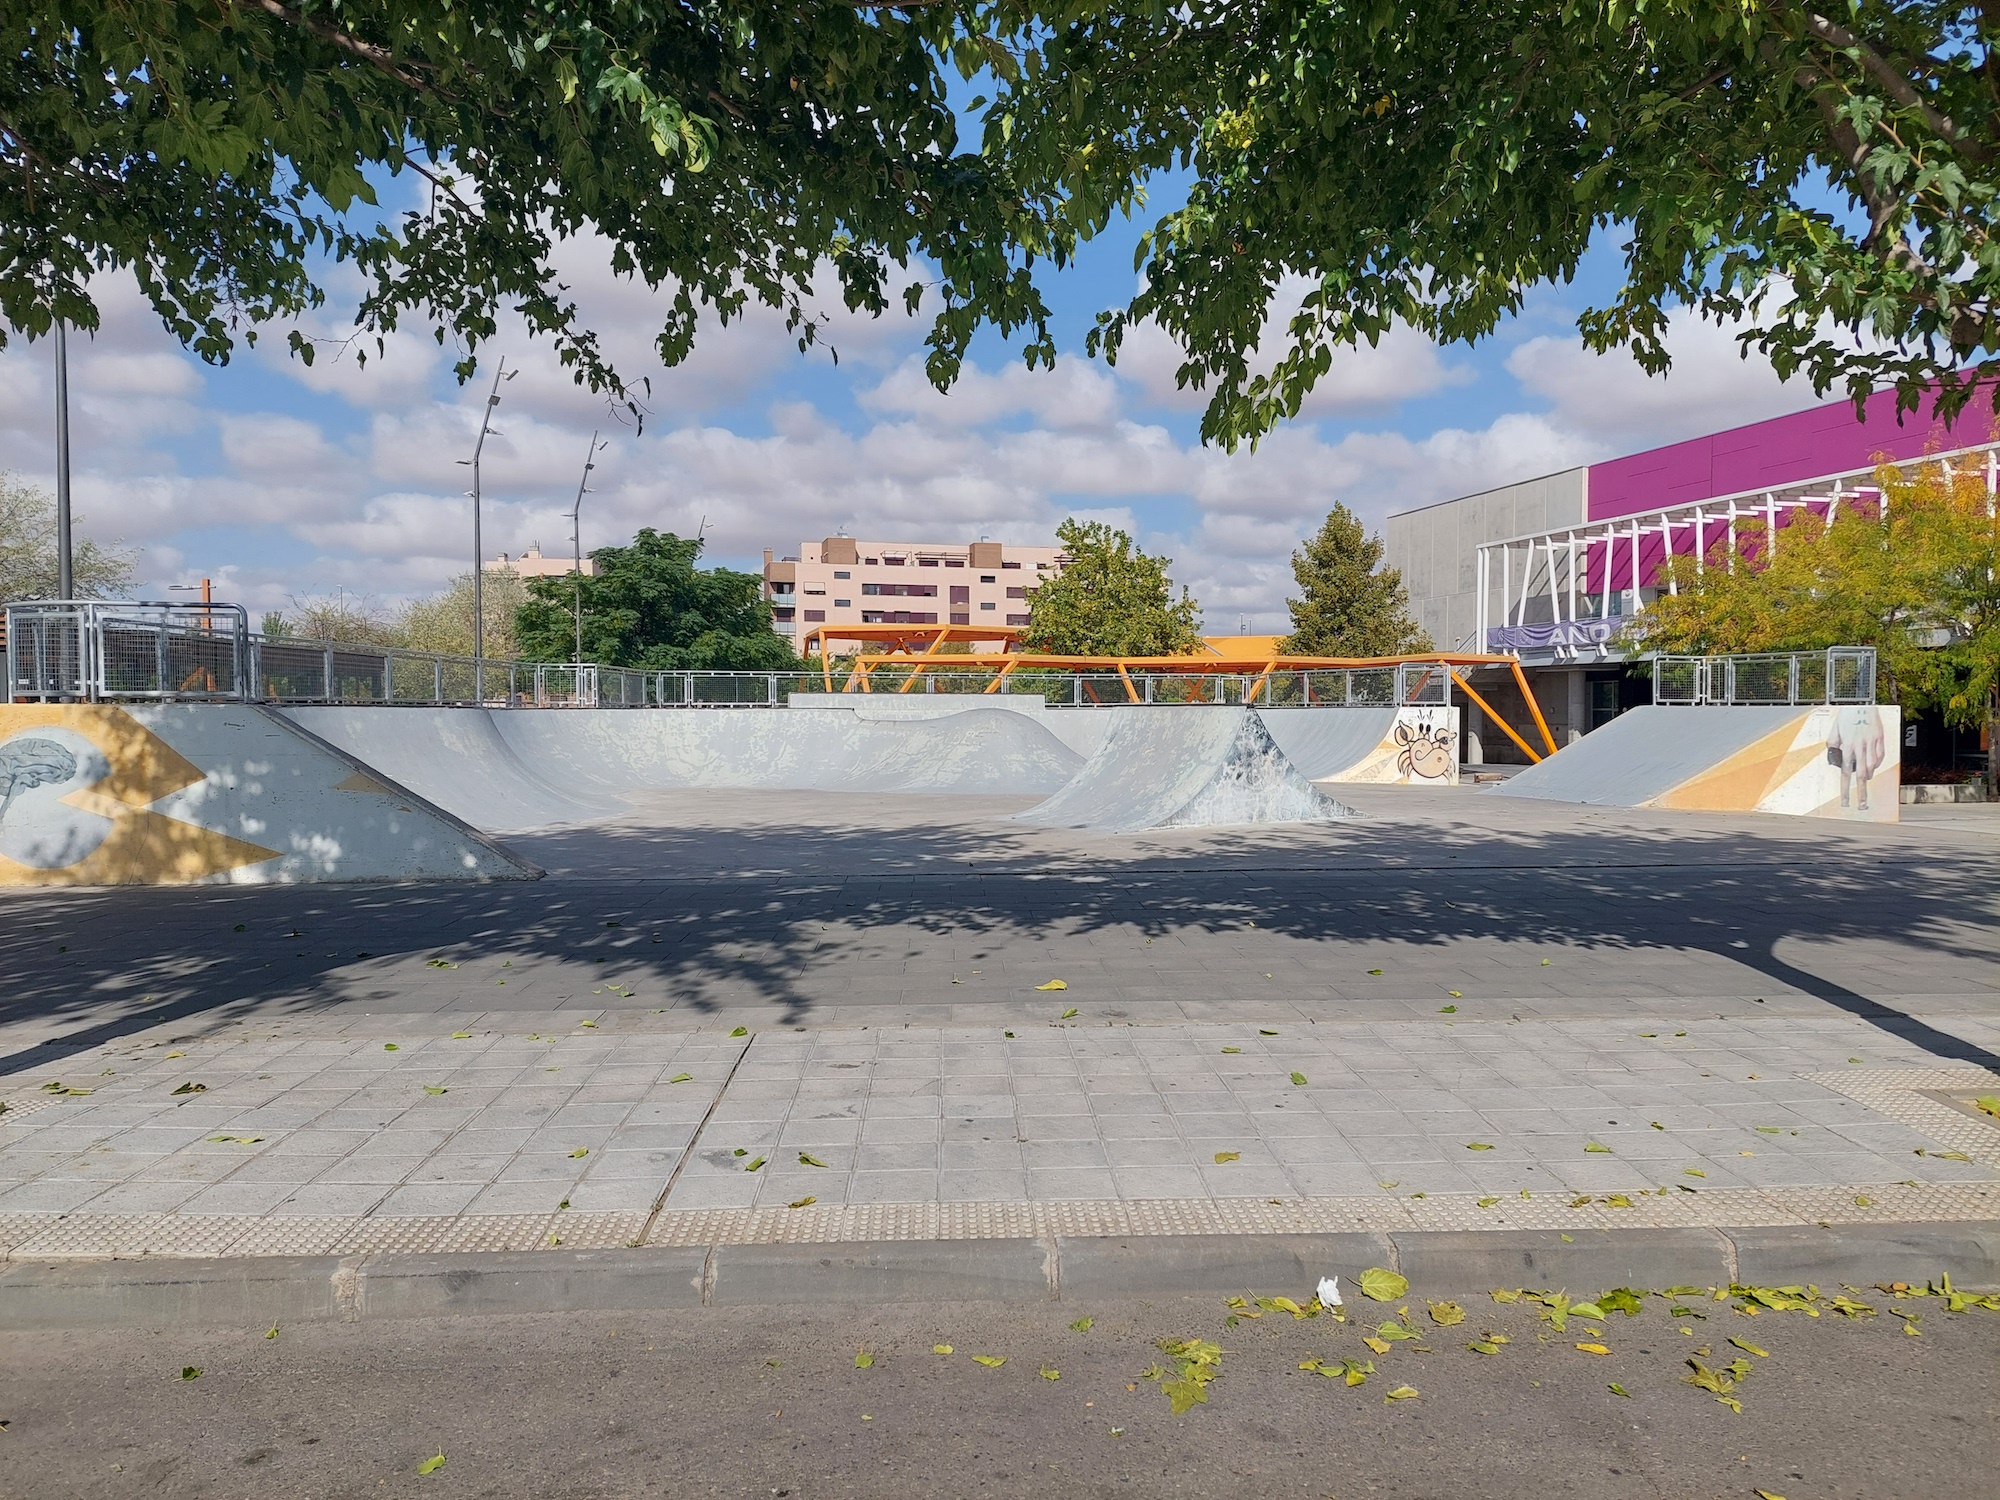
1 1011 1995 1260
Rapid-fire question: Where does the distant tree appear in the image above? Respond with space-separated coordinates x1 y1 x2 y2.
397 570 527 659
0 472 134 601
1020 518 1202 656
1639 464 2000 795
515 529 797 670
282 591 397 646
1281 504 1431 657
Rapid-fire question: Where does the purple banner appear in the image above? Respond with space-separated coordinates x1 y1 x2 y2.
1486 619 1624 651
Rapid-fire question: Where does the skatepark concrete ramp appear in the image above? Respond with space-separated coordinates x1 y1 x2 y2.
1492 704 1901 821
1016 706 1358 833
0 704 538 885
285 706 1082 831
1258 705 1462 785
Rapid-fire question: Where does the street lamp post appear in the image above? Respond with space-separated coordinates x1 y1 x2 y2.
568 431 605 664
54 321 73 601
456 357 514 703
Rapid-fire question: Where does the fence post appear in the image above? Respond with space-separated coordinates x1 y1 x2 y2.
1788 656 1799 705
323 643 335 702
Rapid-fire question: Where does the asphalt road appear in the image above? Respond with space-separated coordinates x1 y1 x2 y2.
5 1282 1993 1499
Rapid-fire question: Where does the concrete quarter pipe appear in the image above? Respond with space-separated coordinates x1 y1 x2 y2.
1258 705 1461 785
1493 704 1901 821
1015 706 1359 833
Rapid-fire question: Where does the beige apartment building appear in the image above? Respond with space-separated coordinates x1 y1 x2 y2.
762 535 1066 646
485 543 596 579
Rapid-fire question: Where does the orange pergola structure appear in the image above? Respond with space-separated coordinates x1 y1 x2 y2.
798 623 1558 762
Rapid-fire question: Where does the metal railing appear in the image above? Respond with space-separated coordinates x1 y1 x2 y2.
4 600 1457 711
1651 647 1877 706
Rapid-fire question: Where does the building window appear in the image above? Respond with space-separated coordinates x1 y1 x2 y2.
950 612 969 625
882 556 905 566
834 598 851 608
863 557 878 565
979 601 997 611
949 585 970 604
833 570 851 580
980 575 996 583
1002 561 1022 570
1006 614 1029 626
804 609 825 622
862 583 880 596
804 587 825 596
1005 587 1026 600
917 557 939 567
772 606 795 620
944 559 965 568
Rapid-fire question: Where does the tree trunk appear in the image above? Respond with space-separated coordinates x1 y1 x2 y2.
1988 689 1999 801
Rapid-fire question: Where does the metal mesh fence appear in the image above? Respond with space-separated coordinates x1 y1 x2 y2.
1651 648 1876 706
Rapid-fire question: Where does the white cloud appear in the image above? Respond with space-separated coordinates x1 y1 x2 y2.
860 354 1120 430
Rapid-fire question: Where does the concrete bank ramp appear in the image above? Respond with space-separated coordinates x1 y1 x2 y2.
1492 703 1901 821
285 706 623 831
0 704 537 885
1016 706 1358 833
494 707 1082 799
1258 705 1462 785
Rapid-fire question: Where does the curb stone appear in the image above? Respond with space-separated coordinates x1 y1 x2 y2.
1 1223 1994 1331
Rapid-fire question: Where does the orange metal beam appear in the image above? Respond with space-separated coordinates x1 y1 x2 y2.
1509 659 1560 757
981 659 1019 695
1115 662 1139 703
1448 670 1542 765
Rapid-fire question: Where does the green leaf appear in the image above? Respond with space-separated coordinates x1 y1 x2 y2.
1213 1151 1241 1163
854 1349 875 1368
1039 1367 1060 1380
1220 1046 1243 1054
971 1355 1007 1368
1607 1382 1631 1397
423 1086 448 1095
1427 1301 1465 1326
1035 979 1068 991
787 1195 816 1209
568 1147 588 1158
1467 1340 1500 1355
1258 1028 1279 1036
668 1072 693 1084
744 1156 766 1172
798 1152 829 1168
1358 1268 1409 1302
169 1082 206 1096
1367 969 1383 976
1464 1141 1494 1150
417 1452 446 1475
264 1324 279 1340
1070 1317 1093 1332
1162 1377 1208 1414
730 1026 749 1037
933 1344 954 1355
1728 1337 1769 1357
1060 1007 1079 1019
1440 1005 1457 1014
179 1366 201 1381
450 1031 473 1039
1384 1385 1419 1401
1973 1095 2000 1119
1584 1142 1612 1153
1475 1196 1500 1207
1290 1072 1308 1086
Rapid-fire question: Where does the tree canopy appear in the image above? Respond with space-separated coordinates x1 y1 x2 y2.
515 528 797 670
1020 518 1202 656
0 472 132 601
11 4 2000 448
1636 464 1999 792
2 2 1078 418
986 1 2000 446
1280 504 1431 657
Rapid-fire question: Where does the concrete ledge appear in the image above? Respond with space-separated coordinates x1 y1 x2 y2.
1727 1221 2000 1288
1 1222 1993 1331
709 1239 1053 1306
1056 1233 1394 1298
0 1254 349 1331
1390 1228 1736 1292
359 1247 709 1319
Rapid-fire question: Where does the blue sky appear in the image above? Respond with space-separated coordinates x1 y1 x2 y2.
0 170 1838 642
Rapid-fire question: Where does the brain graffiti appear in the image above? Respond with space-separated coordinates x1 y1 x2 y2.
0 738 79 822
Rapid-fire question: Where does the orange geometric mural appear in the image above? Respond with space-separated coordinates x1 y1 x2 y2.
0 705 279 885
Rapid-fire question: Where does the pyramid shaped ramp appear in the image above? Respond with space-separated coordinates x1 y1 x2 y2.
0 704 539 885
1015 706 1359 833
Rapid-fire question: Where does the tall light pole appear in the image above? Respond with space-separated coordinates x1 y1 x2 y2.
569 431 605 664
54 321 73 600
456 357 514 701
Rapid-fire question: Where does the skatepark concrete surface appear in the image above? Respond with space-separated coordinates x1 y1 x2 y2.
1496 705 1805 806
1015 707 1357 833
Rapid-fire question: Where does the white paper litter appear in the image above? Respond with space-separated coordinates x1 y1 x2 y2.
1317 1275 1342 1307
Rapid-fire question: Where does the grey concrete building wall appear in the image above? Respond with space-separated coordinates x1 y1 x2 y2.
1384 469 1588 651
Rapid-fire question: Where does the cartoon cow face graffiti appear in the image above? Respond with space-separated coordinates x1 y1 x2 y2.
1394 722 1455 781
